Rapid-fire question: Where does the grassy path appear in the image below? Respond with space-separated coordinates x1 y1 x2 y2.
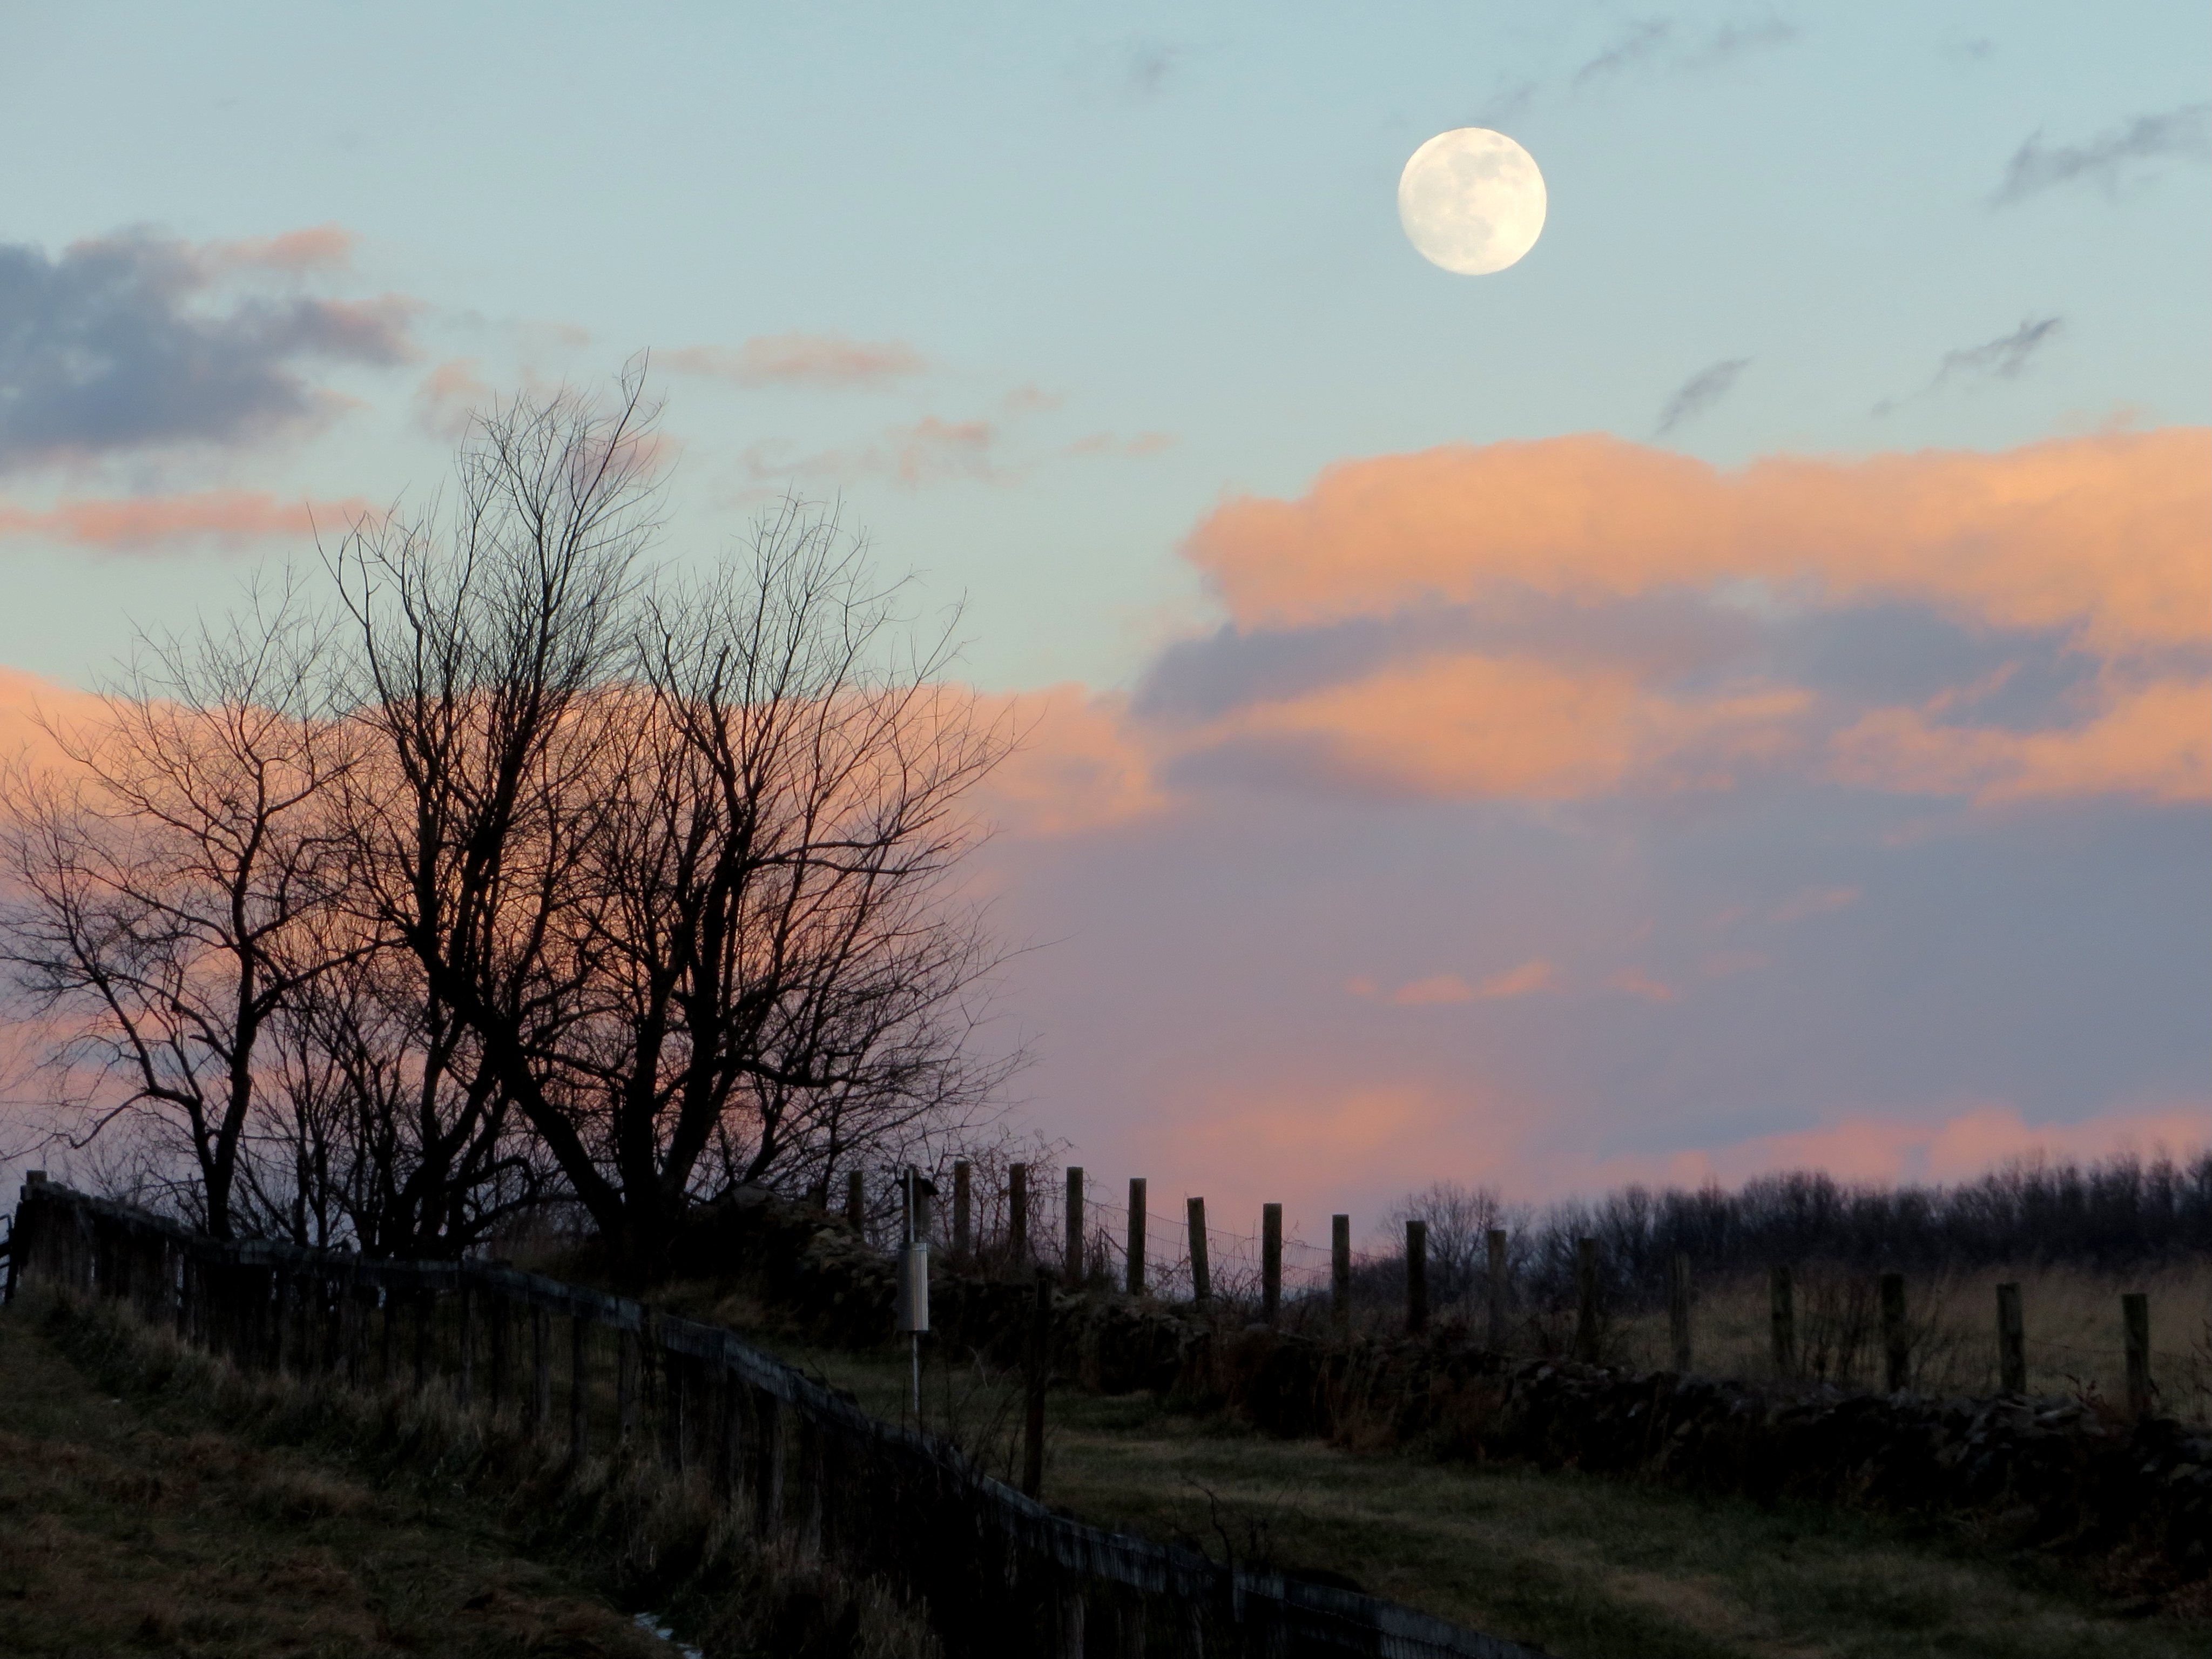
748 1328 2203 1659
0 1305 678 1659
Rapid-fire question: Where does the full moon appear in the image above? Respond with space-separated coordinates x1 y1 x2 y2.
1398 128 1547 275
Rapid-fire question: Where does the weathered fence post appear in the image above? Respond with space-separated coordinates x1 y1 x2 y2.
570 1313 590 1465
754 1390 785 1534
1573 1237 1601 1363
457 1282 476 1410
488 1292 511 1416
1009 1162 1029 1266
413 1287 434 1393
1186 1198 1210 1305
846 1169 866 1236
664 1346 688 1473
617 1326 639 1444
1770 1265 1796 1379
1331 1215 1351 1338
1996 1282 2026 1393
530 1303 552 1439
1057 1588 1087 1659
1668 1252 1693 1373
1126 1178 1147 1296
1262 1204 1283 1327
1405 1219 1428 1337
1486 1228 1508 1351
1065 1166 1086 1287
1880 1272 1908 1392
1023 1269 1051 1498
379 1283 397 1385
952 1160 973 1259
2123 1292 2153 1419
715 1360 742 1500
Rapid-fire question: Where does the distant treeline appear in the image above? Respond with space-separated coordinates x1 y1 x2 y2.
1391 1151 2212 1311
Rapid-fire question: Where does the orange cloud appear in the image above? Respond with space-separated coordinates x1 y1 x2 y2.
0 491 372 551
974 685 1166 838
1348 960 1556 1005
1186 429 2210 663
666 333 926 388
1608 967 1678 1003
203 224 357 272
1198 652 1810 800
1832 676 2212 803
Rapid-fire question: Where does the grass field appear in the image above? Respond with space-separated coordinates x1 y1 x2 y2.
0 1301 686 1659
716 1303 2209 1659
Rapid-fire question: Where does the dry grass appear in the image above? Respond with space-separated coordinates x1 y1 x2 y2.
732 1326 2210 1659
1 1293 940 1659
1604 1259 2212 1414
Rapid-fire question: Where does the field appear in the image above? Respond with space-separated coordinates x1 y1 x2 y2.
0 1302 682 1659
709 1296 2209 1659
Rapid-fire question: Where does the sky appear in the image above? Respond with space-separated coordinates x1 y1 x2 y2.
2 2 2208 1243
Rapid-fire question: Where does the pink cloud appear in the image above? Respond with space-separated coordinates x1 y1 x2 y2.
0 491 373 552
1347 960 1557 1005
1769 886 1860 923
666 333 927 389
202 223 357 273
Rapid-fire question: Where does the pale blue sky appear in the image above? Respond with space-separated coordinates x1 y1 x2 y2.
2 2 2206 689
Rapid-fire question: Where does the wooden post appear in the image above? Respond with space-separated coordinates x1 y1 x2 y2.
617 1327 639 1444
2123 1292 2152 1419
716 1364 743 1500
413 1289 433 1393
952 1161 973 1259
664 1348 687 1472
846 1168 866 1236
1770 1266 1796 1379
1126 1178 1147 1296
1668 1252 1693 1373
1009 1163 1029 1266
1064 1166 1085 1287
1486 1229 1508 1351
1573 1237 1601 1363
1262 1204 1283 1326
1405 1219 1428 1336
487 1293 509 1415
379 1285 397 1384
569 1314 590 1464
457 1284 476 1410
1022 1270 1051 1498
1880 1272 1908 1392
1996 1282 2026 1394
754 1391 784 1534
1330 1215 1351 1338
1186 1198 1210 1305
1057 1589 1087 1659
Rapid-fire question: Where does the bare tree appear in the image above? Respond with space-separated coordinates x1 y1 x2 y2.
0 582 353 1237
330 370 1016 1276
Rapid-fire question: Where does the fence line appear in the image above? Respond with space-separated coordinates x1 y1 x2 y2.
4 1175 1535 1659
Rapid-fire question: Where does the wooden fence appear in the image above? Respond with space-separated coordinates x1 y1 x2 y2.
4 1175 1538 1659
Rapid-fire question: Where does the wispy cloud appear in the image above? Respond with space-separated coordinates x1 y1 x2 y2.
1575 15 1797 86
0 489 371 551
1991 103 2212 205
1122 40 1180 102
1347 960 1557 1006
665 333 926 389
1874 316 2063 414
744 415 1004 488
1656 356 1752 435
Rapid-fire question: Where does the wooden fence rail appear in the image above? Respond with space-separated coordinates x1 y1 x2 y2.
5 1175 1536 1659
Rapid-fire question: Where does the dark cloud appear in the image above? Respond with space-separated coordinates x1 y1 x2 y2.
0 230 414 472
1991 104 2212 206
1656 357 1752 434
1123 41 1180 102
1574 19 1671 86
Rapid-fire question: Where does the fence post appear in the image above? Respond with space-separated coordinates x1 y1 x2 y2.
488 1292 510 1416
1187 1198 1210 1305
1057 1588 1087 1659
1486 1228 1508 1351
1668 1252 1693 1373
379 1284 397 1385
1880 1272 1908 1392
715 1359 742 1500
1995 1282 2026 1394
2123 1292 2152 1419
754 1390 784 1534
530 1303 552 1439
1065 1167 1085 1287
1770 1266 1796 1379
413 1287 433 1393
1405 1219 1428 1337
1262 1204 1283 1327
846 1169 866 1236
1023 1269 1051 1498
457 1283 476 1410
1009 1163 1029 1266
953 1161 973 1259
1126 1178 1147 1296
570 1313 591 1464
617 1326 639 1444
1573 1237 1601 1364
1331 1215 1351 1339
